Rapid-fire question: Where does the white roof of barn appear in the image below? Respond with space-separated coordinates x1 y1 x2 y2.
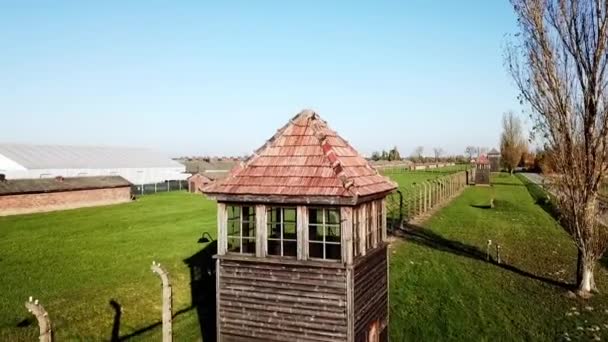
0 143 183 169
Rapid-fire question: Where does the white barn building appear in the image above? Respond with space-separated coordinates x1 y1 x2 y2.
0 144 187 185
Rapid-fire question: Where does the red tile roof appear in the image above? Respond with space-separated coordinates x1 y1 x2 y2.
477 154 490 165
204 110 397 202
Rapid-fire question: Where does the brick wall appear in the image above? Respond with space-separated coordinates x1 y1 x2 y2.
0 187 132 216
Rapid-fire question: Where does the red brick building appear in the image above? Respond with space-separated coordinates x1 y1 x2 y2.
0 175 132 216
187 173 212 193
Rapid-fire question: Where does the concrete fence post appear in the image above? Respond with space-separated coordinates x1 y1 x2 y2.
418 184 422 216
425 182 430 212
25 297 52 342
151 261 173 342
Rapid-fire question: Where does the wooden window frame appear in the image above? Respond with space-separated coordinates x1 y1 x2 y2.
353 207 361 257
267 207 298 258
226 204 256 255
376 200 383 245
365 203 374 250
308 207 342 261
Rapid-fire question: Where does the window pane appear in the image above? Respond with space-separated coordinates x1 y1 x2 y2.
309 242 324 259
227 220 240 236
268 223 281 239
242 238 256 254
326 225 341 243
243 221 256 238
267 208 280 223
227 238 240 253
325 243 341 260
268 240 281 256
309 225 323 242
309 208 321 224
242 206 256 223
284 222 296 239
283 241 297 257
228 205 241 220
327 209 341 224
284 208 297 222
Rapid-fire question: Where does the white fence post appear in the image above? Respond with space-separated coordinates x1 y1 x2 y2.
25 297 52 342
151 262 173 342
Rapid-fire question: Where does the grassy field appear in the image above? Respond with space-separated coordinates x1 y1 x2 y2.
390 173 608 341
0 192 216 341
3 174 608 341
381 164 470 176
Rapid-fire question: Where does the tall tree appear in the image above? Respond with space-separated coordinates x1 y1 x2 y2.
500 111 527 173
465 146 478 161
388 146 401 161
371 151 381 161
411 146 424 163
433 147 444 162
507 0 608 296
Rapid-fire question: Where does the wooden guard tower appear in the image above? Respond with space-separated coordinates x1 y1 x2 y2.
203 110 397 342
475 154 491 185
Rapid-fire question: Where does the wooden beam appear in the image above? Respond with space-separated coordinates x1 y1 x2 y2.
341 206 353 265
217 203 227 256
207 190 396 207
358 204 367 256
215 258 221 341
297 206 309 260
370 201 378 248
381 198 387 242
346 266 354 342
255 204 267 257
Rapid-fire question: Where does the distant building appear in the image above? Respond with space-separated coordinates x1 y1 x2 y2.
488 148 501 172
187 173 212 193
0 175 131 216
180 157 239 181
0 144 187 185
475 154 491 185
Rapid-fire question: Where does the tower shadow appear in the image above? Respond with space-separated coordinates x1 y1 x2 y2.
184 240 217 342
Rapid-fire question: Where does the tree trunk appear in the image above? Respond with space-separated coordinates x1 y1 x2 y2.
577 257 598 296
576 249 583 286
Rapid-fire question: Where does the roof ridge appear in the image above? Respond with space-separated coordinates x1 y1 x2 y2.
307 114 359 198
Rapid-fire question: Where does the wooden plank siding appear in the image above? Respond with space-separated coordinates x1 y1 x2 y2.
353 245 389 342
218 257 349 342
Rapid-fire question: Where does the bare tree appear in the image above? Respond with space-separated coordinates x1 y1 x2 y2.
500 111 527 173
465 146 478 161
411 146 424 163
507 0 608 296
433 147 444 162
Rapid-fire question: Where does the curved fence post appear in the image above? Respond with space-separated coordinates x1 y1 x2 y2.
25 297 52 342
151 261 173 342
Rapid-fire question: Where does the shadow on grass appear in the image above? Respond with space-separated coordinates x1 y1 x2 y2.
491 181 525 187
119 306 195 341
516 174 560 221
470 204 493 209
184 240 217 342
397 224 572 290
110 300 121 342
117 241 218 341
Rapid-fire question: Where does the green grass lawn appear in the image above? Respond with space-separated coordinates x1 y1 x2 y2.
0 191 216 341
3 174 608 341
389 173 608 341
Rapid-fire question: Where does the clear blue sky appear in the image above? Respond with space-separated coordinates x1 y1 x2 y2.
0 1 521 157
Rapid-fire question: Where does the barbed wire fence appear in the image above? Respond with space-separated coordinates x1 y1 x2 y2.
131 180 189 196
386 170 470 231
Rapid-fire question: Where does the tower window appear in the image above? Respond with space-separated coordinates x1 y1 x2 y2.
309 208 341 261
